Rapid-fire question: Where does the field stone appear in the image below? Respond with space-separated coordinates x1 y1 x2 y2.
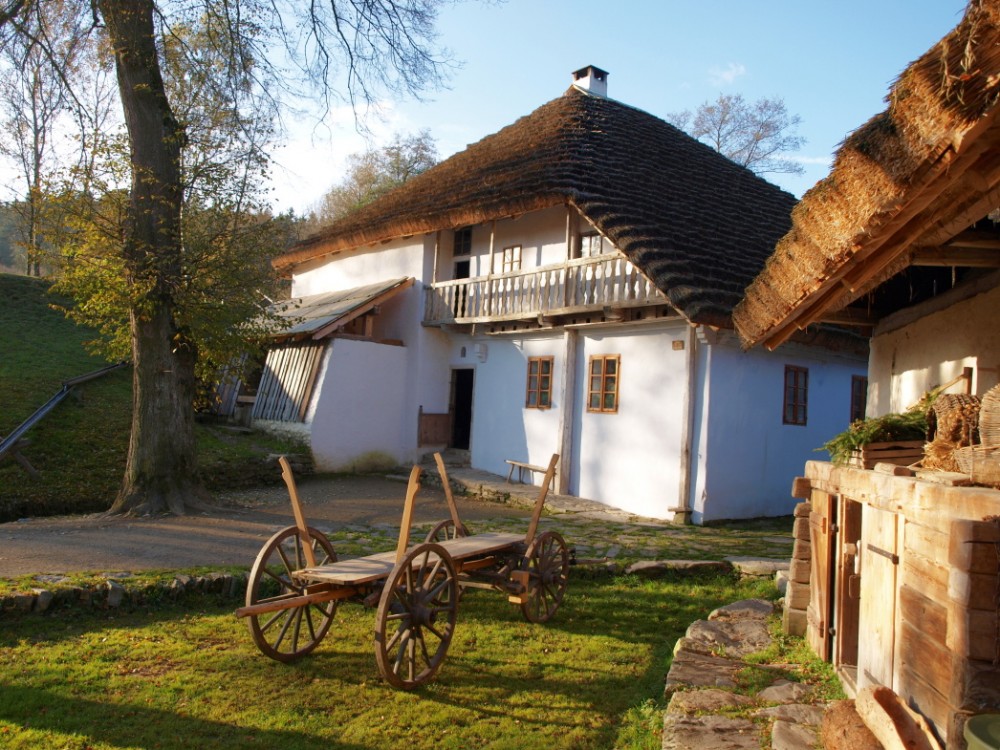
665 649 747 692
708 599 774 621
106 581 125 608
662 714 761 750
771 719 819 750
666 688 755 714
682 618 773 658
753 703 824 725
757 680 813 704
724 557 790 577
625 560 731 577
32 589 53 612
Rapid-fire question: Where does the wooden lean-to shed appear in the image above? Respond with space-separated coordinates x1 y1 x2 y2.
733 1 1000 746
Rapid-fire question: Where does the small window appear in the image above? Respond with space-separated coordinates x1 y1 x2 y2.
497 244 522 273
850 375 868 423
587 355 620 413
578 231 604 257
525 357 553 409
783 365 808 426
454 227 472 256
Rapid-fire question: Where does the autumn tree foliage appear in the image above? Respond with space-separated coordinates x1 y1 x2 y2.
0 0 453 515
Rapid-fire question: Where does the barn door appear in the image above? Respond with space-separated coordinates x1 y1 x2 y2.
834 499 863 672
857 504 899 690
807 489 835 661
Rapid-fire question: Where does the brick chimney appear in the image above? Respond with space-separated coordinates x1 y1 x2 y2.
571 65 608 97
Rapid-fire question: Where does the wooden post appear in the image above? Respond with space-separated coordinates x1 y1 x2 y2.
525 453 559 545
433 452 465 532
394 465 423 565
278 455 317 568
557 330 577 495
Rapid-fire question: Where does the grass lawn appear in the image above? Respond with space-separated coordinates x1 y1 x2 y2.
0 573 800 750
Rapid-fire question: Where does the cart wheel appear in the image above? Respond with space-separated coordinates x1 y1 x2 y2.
519 531 569 623
424 518 469 543
375 543 458 689
245 525 337 662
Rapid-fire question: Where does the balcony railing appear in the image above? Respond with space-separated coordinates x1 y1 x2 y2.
424 253 667 325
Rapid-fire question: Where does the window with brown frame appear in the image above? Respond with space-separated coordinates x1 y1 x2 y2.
850 375 868 423
783 365 808 425
587 355 620 413
453 226 472 256
525 356 553 409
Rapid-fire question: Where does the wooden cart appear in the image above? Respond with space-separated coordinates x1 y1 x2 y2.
235 453 568 689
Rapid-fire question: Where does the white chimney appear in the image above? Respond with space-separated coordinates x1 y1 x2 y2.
571 65 608 97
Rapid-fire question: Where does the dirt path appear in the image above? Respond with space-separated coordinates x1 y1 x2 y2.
0 475 529 577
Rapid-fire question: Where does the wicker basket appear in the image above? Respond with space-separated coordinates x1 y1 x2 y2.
979 384 1000 447
954 445 1000 485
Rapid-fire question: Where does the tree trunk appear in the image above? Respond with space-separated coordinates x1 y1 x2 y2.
100 0 207 515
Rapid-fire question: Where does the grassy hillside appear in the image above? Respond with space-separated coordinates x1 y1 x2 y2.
0 273 300 521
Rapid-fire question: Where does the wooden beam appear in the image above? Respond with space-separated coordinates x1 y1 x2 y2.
941 227 1000 249
911 246 1000 267
815 308 880 326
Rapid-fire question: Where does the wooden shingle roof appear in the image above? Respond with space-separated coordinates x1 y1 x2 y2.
276 87 797 327
734 0 1000 349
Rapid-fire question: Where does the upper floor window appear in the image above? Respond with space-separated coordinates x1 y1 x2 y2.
497 245 522 273
525 356 553 409
578 231 605 257
850 375 868 423
783 365 808 426
587 355 620 413
454 227 472 256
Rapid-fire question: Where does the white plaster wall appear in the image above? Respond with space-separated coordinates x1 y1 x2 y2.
439 207 571 278
868 283 1000 415
291 236 429 297
462 332 565 477
695 334 868 523
308 338 409 470
570 323 689 519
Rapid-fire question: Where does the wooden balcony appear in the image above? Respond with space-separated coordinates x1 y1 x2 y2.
423 253 668 325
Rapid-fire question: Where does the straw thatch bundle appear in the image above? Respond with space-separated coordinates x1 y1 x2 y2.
734 0 1000 349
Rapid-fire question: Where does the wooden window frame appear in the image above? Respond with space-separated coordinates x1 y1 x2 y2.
587 354 620 413
525 356 553 409
783 365 809 426
578 231 604 257
454 226 472 256
499 244 522 273
850 375 868 423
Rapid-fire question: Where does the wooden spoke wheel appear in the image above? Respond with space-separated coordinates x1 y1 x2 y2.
519 531 569 623
245 525 337 662
375 543 458 689
423 518 469 543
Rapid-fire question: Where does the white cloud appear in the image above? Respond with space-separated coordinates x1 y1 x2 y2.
708 62 746 86
790 155 833 166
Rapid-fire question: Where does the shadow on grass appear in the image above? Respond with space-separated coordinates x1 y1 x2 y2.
0 685 371 750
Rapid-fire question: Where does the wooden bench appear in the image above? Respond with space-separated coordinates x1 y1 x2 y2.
505 456 557 484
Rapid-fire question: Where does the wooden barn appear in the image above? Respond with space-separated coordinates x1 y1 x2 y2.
734 1 1000 746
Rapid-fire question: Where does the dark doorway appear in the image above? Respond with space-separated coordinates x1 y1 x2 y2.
452 259 470 318
450 368 474 450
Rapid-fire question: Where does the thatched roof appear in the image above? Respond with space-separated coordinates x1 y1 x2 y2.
734 0 1000 349
276 87 797 327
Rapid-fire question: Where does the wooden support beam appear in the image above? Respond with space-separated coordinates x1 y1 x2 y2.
910 246 1000 267
394 466 423 565
279 456 317 568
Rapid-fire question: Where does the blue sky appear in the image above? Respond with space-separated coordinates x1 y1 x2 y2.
269 1 969 214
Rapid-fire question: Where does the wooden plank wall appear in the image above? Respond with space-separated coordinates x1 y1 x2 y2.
252 343 326 422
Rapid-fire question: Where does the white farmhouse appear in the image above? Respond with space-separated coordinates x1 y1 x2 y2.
257 66 867 523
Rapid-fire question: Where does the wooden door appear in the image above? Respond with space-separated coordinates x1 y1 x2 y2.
807 489 835 661
858 504 899 690
834 498 862 669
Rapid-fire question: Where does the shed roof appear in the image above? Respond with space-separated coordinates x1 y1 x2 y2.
270 277 413 341
734 0 1000 350
276 87 797 327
